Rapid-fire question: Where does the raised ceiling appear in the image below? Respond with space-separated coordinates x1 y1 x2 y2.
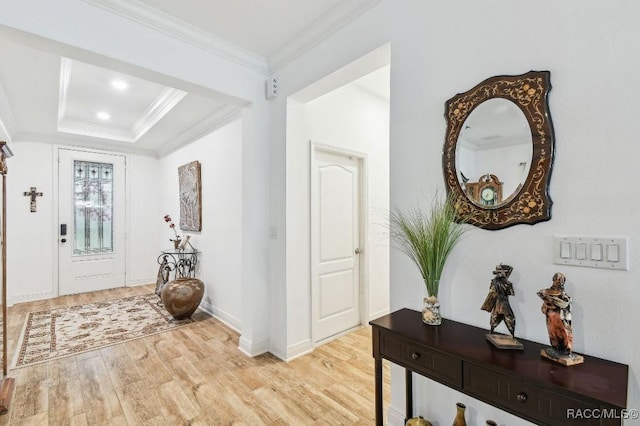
58 58 187 144
0 37 232 157
0 0 382 156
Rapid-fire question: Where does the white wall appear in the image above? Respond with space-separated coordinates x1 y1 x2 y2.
271 1 640 424
127 154 163 285
1 0 272 353
5 142 161 304
474 142 531 198
282 81 390 358
458 142 531 202
159 118 243 330
6 142 55 303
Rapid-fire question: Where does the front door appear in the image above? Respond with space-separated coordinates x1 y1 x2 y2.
312 147 362 343
58 148 126 295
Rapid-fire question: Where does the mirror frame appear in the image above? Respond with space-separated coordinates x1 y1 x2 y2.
443 70 555 230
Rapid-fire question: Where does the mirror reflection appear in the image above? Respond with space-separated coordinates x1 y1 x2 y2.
456 98 533 208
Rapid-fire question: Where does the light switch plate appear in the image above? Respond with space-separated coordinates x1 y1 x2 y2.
553 236 629 270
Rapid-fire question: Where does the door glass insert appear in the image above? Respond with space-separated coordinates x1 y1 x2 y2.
73 161 114 255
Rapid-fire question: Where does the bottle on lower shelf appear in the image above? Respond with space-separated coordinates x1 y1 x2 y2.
452 402 466 426
405 416 432 426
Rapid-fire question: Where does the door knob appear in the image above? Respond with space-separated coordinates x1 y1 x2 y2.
355 248 362 254
60 238 67 243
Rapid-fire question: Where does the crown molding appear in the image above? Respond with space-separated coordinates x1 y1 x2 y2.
131 88 187 140
58 57 72 122
15 103 241 158
155 104 243 158
12 131 158 157
0 119 12 144
58 119 137 142
267 0 382 73
0 79 18 143
82 0 267 74
82 0 381 76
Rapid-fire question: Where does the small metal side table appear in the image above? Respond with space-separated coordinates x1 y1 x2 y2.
155 248 200 297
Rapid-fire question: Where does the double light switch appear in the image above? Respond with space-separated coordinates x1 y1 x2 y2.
554 236 628 270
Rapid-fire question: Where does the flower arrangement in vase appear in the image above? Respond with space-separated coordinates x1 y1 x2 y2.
164 214 182 249
389 193 469 325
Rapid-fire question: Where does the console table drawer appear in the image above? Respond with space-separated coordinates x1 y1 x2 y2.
464 363 604 425
380 332 462 388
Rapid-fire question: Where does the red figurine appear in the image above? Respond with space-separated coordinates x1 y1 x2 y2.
537 272 583 365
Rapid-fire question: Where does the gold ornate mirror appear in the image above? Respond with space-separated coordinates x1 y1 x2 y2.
443 71 555 229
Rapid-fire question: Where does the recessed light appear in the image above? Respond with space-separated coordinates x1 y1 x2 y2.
96 112 111 121
110 79 128 91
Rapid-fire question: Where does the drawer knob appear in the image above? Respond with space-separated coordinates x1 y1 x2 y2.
411 352 421 360
517 392 528 403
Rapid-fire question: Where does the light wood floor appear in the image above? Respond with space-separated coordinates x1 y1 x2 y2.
1 285 390 425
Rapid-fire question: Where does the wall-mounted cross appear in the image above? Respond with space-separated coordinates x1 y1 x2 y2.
23 187 43 212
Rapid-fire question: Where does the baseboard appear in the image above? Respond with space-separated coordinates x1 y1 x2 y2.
126 278 154 286
268 346 287 361
198 299 270 358
9 291 54 306
369 307 390 321
388 405 405 426
263 339 313 362
238 336 270 357
284 339 313 361
199 299 242 333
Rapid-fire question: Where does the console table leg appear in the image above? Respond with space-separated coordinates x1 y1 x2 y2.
374 358 383 426
405 369 413 422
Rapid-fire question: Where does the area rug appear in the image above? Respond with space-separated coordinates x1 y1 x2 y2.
12 293 204 369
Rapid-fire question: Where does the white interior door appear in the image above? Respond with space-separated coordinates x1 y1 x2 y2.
312 148 362 343
58 149 126 295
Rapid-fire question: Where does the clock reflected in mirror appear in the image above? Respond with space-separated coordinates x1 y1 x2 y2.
481 187 497 205
464 173 503 207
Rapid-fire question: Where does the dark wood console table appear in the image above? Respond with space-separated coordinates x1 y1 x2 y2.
370 309 628 426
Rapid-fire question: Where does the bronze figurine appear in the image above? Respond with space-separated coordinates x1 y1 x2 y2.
481 264 523 349
537 272 583 365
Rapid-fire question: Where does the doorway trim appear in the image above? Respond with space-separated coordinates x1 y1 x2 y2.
52 145 130 297
309 140 369 346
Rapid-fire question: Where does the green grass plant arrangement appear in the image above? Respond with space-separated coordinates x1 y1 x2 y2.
389 193 469 299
